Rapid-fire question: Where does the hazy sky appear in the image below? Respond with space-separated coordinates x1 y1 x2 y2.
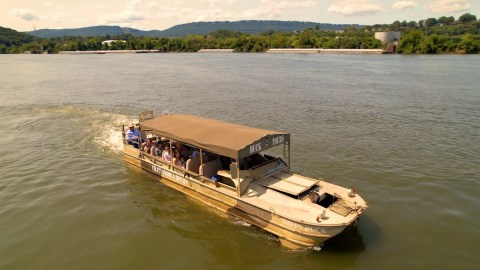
2 0 479 31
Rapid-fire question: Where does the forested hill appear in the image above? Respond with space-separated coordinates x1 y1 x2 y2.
26 21 352 38
27 25 142 38
157 21 351 37
4 13 478 54
0 27 35 51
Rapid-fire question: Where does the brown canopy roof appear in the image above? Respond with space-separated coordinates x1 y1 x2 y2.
139 114 289 159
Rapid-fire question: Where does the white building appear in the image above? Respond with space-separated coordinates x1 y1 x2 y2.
101 40 127 46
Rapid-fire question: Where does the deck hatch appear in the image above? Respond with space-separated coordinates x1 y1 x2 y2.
330 200 355 217
256 173 319 196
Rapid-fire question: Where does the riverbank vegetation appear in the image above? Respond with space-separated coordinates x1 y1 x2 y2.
1 13 478 54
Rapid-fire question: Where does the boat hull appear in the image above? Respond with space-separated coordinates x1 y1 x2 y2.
124 146 354 249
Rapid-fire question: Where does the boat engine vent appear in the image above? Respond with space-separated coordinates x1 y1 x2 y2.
330 200 355 217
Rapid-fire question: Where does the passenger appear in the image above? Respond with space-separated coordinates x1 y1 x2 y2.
191 148 207 158
191 148 200 158
142 138 153 153
153 142 163 157
175 142 189 158
125 124 140 148
173 149 185 168
162 145 172 162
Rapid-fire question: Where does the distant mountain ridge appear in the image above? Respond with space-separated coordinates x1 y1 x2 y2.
1 26 34 47
26 21 354 38
27 25 140 38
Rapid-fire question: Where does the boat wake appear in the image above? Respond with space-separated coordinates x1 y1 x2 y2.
19 103 137 155
231 219 252 227
91 113 133 154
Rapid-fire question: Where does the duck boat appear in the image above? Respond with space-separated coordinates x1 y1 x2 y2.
122 111 367 249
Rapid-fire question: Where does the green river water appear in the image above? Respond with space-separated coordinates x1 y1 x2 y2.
0 54 478 270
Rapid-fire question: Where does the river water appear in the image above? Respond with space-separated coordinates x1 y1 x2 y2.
0 53 478 270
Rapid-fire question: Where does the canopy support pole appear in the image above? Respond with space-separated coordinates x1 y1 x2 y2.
169 141 173 169
236 160 241 197
286 141 291 172
200 149 204 178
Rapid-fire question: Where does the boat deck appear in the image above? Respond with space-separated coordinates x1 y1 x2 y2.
255 171 318 196
240 173 362 226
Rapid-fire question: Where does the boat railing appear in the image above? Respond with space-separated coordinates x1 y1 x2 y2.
139 151 236 191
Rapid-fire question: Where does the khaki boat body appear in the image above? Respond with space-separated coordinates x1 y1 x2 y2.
122 111 367 249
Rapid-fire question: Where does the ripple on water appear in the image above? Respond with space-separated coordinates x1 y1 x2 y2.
1 55 479 270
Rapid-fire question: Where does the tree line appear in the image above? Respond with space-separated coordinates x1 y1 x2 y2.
1 13 479 54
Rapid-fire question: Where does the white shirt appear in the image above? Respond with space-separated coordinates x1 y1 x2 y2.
162 150 171 162
125 129 140 140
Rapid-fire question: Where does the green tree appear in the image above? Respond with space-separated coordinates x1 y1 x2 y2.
296 31 315 48
458 13 477 23
390 20 401 30
425 18 438 27
155 37 170 51
183 35 205 51
407 21 417 28
438 16 455 24
398 29 424 53
167 38 184 51
419 35 440 53
268 32 291 48
458 34 480 53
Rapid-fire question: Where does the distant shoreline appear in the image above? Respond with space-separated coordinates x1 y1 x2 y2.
56 48 387 55
266 48 386 54
58 50 162 54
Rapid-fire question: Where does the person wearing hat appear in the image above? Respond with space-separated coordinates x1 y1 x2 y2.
125 124 140 148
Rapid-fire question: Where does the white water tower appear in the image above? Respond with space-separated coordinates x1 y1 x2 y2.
375 31 401 43
375 31 401 53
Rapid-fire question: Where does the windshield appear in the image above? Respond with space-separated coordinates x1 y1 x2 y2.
243 153 288 177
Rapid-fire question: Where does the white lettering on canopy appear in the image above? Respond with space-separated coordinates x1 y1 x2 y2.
249 143 262 154
272 135 285 146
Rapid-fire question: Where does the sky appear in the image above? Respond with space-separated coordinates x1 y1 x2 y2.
2 0 479 32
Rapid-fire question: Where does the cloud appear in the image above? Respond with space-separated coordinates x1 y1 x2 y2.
98 10 145 25
199 0 237 7
154 5 232 23
393 1 417 10
44 2 64 9
8 8 39 21
327 0 383 16
428 0 471 13
148 4 193 21
90 4 105 9
159 0 316 22
127 0 143 10
147 1 158 9
97 0 147 25
242 0 317 19
42 11 70 23
163 0 317 23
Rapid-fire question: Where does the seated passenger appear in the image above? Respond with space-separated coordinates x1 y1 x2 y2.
152 142 163 157
162 146 172 162
175 142 189 158
191 148 200 158
125 124 140 148
190 148 207 159
173 149 185 168
142 138 153 153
